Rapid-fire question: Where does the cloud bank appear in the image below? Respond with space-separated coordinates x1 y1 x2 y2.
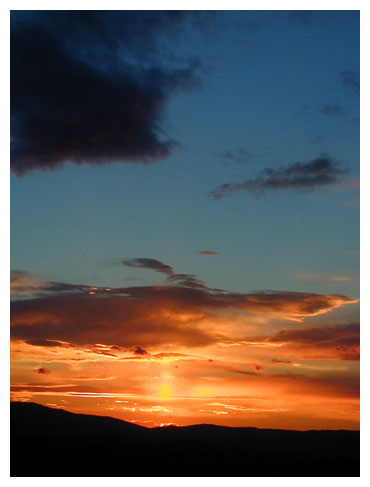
11 270 357 352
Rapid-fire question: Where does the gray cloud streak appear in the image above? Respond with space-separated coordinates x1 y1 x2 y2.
209 156 347 199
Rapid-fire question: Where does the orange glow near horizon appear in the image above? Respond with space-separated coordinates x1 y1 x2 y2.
10 278 359 430
10 334 360 430
159 384 172 400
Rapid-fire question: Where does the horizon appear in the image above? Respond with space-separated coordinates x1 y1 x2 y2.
10 401 360 431
10 10 360 433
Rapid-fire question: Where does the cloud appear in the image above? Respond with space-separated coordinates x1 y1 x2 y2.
340 71 360 95
268 323 359 345
131 345 149 356
245 323 360 361
10 11 206 175
10 291 214 349
240 368 359 400
123 258 208 289
320 103 345 117
11 270 91 301
198 251 221 256
34 367 51 375
11 271 45 292
123 258 173 276
209 156 347 199
26 339 71 348
221 149 252 164
120 351 189 363
271 359 292 364
10 270 357 352
297 272 357 283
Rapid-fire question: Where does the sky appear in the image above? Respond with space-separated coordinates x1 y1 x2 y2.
10 9 360 430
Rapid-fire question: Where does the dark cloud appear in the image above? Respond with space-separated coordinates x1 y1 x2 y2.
268 323 359 346
123 258 208 289
10 11 207 175
209 156 347 199
198 251 221 256
123 258 173 276
26 339 70 348
320 103 345 117
340 70 360 95
271 359 292 364
247 323 360 361
221 149 252 164
288 11 316 25
234 369 360 400
34 367 51 375
10 292 215 349
253 364 264 372
131 345 149 356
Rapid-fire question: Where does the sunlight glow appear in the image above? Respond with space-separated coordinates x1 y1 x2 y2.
159 384 172 400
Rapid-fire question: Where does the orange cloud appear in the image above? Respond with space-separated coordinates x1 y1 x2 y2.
198 251 221 256
10 271 359 430
10 279 358 352
265 323 360 361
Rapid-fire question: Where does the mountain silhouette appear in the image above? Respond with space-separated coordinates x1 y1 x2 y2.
11 402 359 476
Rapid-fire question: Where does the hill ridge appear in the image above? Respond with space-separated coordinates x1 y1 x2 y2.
11 401 360 477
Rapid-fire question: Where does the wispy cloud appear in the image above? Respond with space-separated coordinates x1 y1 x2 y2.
220 149 252 164
209 156 347 199
123 258 173 276
340 70 360 95
123 257 208 289
297 272 357 283
11 270 90 300
198 251 221 256
11 271 45 292
320 103 345 117
288 11 316 25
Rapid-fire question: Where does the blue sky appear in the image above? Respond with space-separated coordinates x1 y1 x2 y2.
11 10 359 304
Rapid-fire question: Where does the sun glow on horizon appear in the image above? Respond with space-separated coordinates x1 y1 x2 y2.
159 384 172 400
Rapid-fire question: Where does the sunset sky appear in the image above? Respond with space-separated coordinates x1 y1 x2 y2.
10 9 360 430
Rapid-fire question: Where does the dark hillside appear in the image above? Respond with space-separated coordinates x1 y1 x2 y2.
11 402 360 477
